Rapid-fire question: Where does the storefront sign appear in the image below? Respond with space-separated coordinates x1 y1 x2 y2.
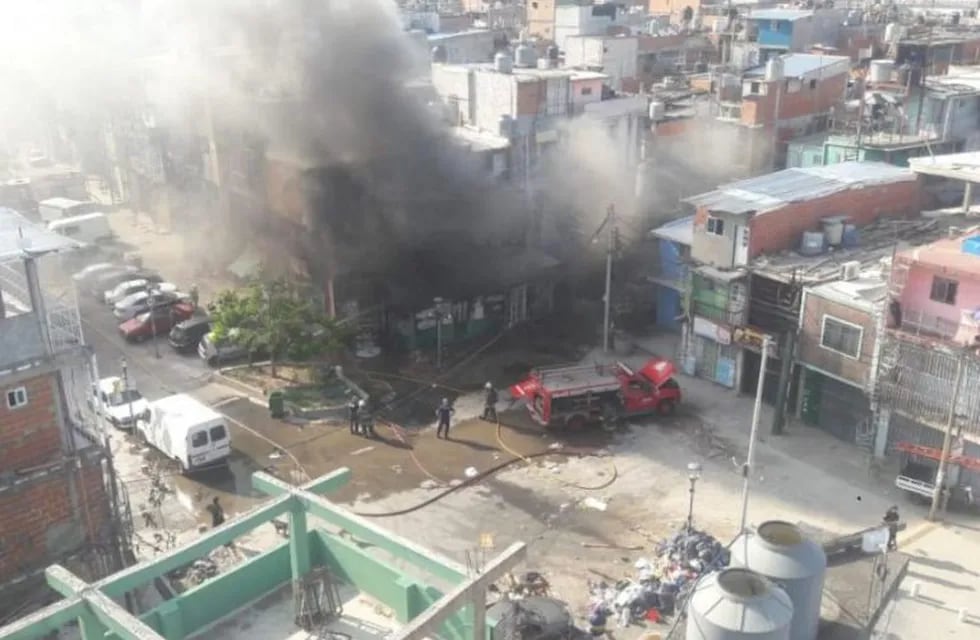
732 326 767 349
693 317 732 345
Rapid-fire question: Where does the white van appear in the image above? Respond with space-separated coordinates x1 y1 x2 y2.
38 197 95 223
48 212 113 244
137 394 231 473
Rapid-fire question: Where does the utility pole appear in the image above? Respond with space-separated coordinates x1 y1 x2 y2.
740 336 771 532
929 355 965 521
121 356 135 427
602 205 616 353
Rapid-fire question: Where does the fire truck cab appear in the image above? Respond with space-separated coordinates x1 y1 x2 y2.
509 358 681 429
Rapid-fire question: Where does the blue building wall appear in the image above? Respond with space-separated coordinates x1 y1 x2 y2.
654 238 686 332
755 19 794 49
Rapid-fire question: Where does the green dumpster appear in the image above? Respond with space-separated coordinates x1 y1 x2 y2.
268 391 285 418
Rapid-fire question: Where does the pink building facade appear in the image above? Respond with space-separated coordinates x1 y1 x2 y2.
891 233 980 348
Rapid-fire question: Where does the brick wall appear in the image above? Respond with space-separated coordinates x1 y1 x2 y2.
799 292 876 388
741 73 847 127
0 460 111 584
747 177 922 258
0 373 62 471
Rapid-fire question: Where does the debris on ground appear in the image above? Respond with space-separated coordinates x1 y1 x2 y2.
420 479 440 490
585 527 729 629
464 466 479 478
582 497 608 512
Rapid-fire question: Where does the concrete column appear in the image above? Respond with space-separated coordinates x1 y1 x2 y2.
289 506 311 581
964 182 974 214
78 609 108 640
873 409 892 459
472 594 487 640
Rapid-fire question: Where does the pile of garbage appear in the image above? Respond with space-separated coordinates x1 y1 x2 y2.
587 528 729 627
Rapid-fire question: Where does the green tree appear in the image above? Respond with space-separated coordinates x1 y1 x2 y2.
207 274 350 377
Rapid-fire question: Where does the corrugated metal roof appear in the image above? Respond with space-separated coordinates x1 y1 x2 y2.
650 215 694 245
0 207 82 262
684 162 916 216
909 151 980 182
744 53 850 78
748 9 814 22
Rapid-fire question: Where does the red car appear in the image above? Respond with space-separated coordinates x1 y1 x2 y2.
120 303 196 342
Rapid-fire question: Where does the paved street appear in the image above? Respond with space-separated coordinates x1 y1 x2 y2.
68 215 978 639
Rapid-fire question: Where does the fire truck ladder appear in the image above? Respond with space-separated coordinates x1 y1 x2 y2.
895 441 980 472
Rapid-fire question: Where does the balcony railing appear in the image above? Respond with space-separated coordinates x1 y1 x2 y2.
897 307 980 346
0 262 85 359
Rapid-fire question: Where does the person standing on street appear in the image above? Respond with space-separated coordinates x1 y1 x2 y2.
482 382 499 422
206 496 225 528
359 398 375 438
436 398 455 439
348 396 361 435
883 505 900 550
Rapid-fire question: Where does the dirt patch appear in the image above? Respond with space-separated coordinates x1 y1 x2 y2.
222 364 322 393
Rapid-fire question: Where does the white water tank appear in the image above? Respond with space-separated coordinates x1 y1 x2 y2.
821 216 846 246
686 568 794 640
514 43 537 68
495 52 513 74
869 60 894 84
649 101 666 121
885 22 901 44
799 231 825 256
732 521 828 640
765 56 785 82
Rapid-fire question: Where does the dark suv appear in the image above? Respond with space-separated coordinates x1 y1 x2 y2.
169 316 211 353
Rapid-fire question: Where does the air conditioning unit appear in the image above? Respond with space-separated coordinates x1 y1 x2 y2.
840 261 861 281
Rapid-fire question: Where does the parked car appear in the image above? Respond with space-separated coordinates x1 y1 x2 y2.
90 268 158 298
168 316 211 353
119 303 195 342
104 280 176 306
198 328 255 367
72 262 118 286
89 376 149 430
113 289 184 321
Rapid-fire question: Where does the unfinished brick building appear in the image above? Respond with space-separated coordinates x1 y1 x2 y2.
0 209 128 617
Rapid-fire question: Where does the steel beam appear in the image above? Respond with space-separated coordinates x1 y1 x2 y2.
387 542 527 640
96 493 294 597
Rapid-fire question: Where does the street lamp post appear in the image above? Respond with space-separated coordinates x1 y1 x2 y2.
686 461 702 531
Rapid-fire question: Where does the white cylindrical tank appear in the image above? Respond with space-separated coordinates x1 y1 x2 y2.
649 101 666 121
495 52 513 74
732 521 828 640
765 57 784 82
885 23 899 44
821 217 845 246
687 568 794 640
869 60 894 84
514 43 537 68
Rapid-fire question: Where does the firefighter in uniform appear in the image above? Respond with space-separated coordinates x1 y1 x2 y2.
358 399 375 438
348 396 361 435
482 382 499 421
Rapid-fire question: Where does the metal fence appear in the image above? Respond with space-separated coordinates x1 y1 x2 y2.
0 260 85 355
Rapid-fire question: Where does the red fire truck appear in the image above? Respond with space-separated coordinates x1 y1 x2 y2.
509 358 682 429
